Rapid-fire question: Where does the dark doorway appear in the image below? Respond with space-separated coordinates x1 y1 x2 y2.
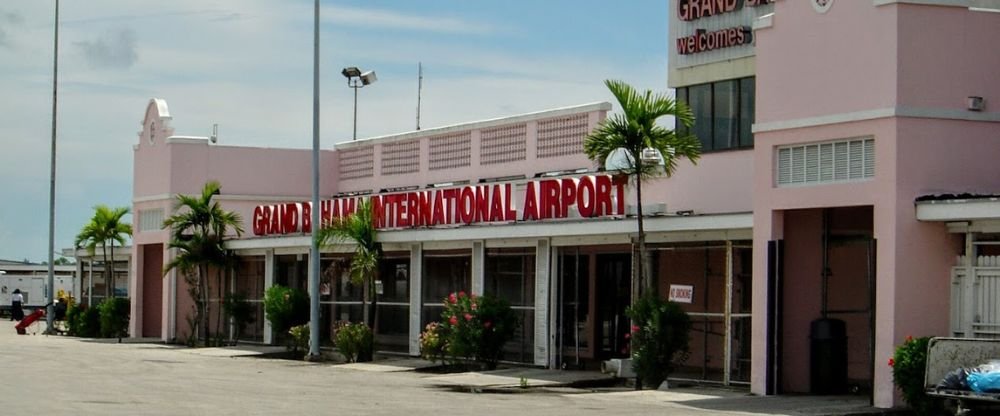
595 253 632 359
141 244 163 338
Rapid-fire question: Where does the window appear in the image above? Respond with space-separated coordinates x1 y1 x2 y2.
676 77 755 152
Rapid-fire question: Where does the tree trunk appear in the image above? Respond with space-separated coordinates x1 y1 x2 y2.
361 280 369 326
217 266 226 344
102 244 111 301
200 265 210 345
109 241 115 300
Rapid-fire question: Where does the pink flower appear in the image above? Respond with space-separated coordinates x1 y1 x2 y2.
631 325 640 333
449 316 458 326
471 302 478 311
888 358 895 367
484 321 492 329
464 313 473 322
458 291 467 298
448 293 458 304
624 333 631 340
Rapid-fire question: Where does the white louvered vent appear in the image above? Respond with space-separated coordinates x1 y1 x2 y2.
139 208 164 232
776 137 874 187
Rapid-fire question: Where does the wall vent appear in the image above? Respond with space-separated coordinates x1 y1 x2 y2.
776 137 874 187
139 208 164 232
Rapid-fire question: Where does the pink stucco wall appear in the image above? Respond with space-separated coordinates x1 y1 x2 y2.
754 1 897 125
751 1 1000 408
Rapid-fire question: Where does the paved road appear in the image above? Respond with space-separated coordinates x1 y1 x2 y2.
0 320 878 415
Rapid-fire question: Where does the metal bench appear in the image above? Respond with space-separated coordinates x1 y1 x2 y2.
924 337 1000 415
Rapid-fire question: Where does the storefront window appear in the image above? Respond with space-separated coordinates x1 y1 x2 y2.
485 248 535 363
234 257 265 342
421 250 471 327
376 255 410 352
675 77 755 153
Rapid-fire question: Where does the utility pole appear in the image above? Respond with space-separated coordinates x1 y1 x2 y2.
45 0 60 334
416 62 423 130
308 0 322 359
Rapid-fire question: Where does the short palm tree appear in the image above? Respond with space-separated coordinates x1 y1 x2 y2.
162 181 243 345
317 198 382 332
74 205 132 302
584 79 701 295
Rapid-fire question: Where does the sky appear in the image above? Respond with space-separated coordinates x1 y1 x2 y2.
0 0 670 263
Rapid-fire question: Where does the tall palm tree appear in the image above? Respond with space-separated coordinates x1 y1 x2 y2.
162 181 243 345
584 79 701 296
317 198 382 331
74 205 132 302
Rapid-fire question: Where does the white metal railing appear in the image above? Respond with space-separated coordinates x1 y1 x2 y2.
951 255 1000 338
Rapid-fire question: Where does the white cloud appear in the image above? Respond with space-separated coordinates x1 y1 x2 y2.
321 5 500 35
74 28 139 69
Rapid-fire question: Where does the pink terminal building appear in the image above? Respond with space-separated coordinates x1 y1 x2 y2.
126 1 1000 409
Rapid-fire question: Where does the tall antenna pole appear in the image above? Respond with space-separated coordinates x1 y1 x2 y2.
46 0 60 334
416 62 423 130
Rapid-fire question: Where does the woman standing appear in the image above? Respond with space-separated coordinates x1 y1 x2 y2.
10 289 24 321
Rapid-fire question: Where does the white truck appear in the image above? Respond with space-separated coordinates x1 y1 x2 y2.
0 269 76 314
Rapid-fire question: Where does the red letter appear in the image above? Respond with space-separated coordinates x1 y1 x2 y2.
595 175 612 216
302 202 312 233
474 186 490 223
577 176 596 218
613 175 628 215
522 182 539 221
505 184 516 220
253 206 265 235
459 187 475 224
418 191 431 227
489 185 504 222
432 191 445 225
560 178 578 218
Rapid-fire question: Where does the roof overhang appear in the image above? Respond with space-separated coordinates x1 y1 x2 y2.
916 197 1000 233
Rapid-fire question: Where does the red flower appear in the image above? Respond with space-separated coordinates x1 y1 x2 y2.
449 316 458 326
624 333 631 340
631 325 640 333
448 293 458 304
484 321 492 329
464 313 473 322
888 358 895 367
458 291 467 298
906 335 913 342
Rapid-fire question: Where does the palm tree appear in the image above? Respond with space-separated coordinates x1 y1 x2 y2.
584 79 701 296
317 198 382 332
74 205 132 302
162 181 243 345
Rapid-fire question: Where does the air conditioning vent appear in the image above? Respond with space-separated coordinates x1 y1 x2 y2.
776 137 874 187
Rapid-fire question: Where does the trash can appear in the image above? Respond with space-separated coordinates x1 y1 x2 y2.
810 318 847 394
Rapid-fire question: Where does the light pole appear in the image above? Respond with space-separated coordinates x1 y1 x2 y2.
341 67 377 141
45 0 60 334
308 0 321 360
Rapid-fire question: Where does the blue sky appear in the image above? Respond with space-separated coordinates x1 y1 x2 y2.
0 0 670 263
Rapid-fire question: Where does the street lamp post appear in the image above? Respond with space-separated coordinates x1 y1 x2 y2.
308 0 321 359
45 0 60 334
341 67 377 141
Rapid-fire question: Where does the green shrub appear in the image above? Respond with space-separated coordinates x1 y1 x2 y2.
99 298 131 338
422 292 518 370
65 303 84 336
263 285 309 336
223 293 255 343
334 321 374 362
79 305 101 337
288 323 310 353
891 336 942 415
626 294 691 388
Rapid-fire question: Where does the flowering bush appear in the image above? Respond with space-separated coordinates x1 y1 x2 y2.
333 321 373 363
890 336 941 415
626 294 691 388
420 292 518 370
288 323 310 353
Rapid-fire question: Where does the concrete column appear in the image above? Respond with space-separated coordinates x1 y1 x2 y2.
409 243 423 356
534 239 551 366
471 241 485 295
264 249 275 344
166 246 176 342
548 242 560 369
129 246 144 339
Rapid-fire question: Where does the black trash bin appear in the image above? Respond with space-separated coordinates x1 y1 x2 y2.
809 318 847 395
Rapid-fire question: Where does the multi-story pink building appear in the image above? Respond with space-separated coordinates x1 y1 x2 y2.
128 0 1000 409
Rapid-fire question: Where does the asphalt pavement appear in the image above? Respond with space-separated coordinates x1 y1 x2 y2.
0 319 899 415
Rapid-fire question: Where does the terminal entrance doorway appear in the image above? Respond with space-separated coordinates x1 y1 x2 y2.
555 247 632 368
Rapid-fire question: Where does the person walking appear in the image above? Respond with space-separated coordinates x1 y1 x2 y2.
10 289 24 321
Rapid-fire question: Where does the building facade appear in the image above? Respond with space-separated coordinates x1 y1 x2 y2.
125 0 1000 409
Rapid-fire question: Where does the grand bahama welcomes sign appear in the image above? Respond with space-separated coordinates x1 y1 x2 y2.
251 175 629 236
